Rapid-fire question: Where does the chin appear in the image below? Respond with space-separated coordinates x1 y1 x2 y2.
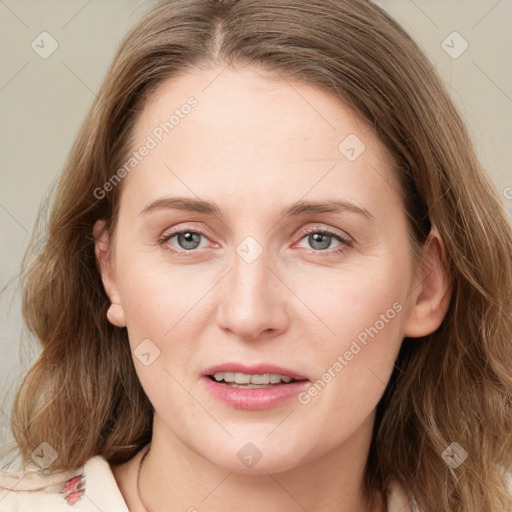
200 441 308 475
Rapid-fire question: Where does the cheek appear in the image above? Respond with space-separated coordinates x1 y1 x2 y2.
293 254 410 346
116 262 210 409
291 253 410 407
116 251 209 346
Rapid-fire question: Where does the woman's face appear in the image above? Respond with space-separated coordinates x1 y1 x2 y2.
96 65 439 474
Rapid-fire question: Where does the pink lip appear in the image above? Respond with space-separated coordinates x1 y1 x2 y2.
203 362 308 381
201 362 309 411
202 376 309 411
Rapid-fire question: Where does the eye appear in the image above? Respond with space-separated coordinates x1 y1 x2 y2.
159 228 210 253
295 226 352 255
158 225 353 257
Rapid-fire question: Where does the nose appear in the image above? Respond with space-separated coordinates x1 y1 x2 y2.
215 245 289 341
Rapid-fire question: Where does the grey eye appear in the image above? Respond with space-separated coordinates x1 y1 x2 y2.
307 233 333 251
173 231 203 250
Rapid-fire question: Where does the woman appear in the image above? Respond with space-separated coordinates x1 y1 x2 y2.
1 0 511 510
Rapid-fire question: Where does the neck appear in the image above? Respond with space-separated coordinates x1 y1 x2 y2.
132 413 381 512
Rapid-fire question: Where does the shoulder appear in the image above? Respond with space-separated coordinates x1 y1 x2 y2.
0 455 129 511
387 469 512 512
386 477 416 512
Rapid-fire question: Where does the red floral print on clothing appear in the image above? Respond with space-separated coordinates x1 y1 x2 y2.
60 474 85 505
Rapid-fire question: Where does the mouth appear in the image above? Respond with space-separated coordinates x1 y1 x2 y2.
201 363 310 410
206 372 307 388
202 371 310 410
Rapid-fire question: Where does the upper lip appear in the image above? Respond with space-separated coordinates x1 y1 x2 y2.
203 362 309 381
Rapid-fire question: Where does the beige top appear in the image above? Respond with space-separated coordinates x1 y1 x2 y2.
0 454 416 511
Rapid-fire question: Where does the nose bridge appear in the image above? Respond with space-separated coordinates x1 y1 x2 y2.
216 235 287 339
229 236 272 313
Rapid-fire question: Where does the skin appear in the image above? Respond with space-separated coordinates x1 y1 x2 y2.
94 65 451 512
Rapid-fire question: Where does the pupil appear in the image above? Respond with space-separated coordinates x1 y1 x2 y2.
179 232 200 249
310 233 330 250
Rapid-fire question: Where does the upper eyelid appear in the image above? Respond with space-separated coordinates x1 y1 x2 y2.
162 222 348 236
161 223 353 247
299 225 351 241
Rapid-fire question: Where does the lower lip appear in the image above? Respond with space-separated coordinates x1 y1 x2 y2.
202 376 309 411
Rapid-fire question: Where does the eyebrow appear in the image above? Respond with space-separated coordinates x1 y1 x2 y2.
140 196 373 220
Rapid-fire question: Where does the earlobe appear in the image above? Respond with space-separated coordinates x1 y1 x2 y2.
403 228 452 338
106 304 127 328
93 220 127 328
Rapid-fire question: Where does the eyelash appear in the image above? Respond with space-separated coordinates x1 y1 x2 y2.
297 226 352 256
158 225 353 257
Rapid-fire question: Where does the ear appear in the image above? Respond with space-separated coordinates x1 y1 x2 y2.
93 219 127 328
403 228 452 338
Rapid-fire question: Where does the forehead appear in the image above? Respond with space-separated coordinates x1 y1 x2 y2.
121 65 402 215
136 65 386 157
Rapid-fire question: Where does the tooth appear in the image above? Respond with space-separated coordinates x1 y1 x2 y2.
223 372 235 383
250 374 271 384
229 383 274 388
212 372 296 385
234 372 251 384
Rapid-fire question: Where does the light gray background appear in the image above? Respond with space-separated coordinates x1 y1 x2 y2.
1 0 511 447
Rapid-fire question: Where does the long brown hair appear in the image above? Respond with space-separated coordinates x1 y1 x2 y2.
3 0 512 510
